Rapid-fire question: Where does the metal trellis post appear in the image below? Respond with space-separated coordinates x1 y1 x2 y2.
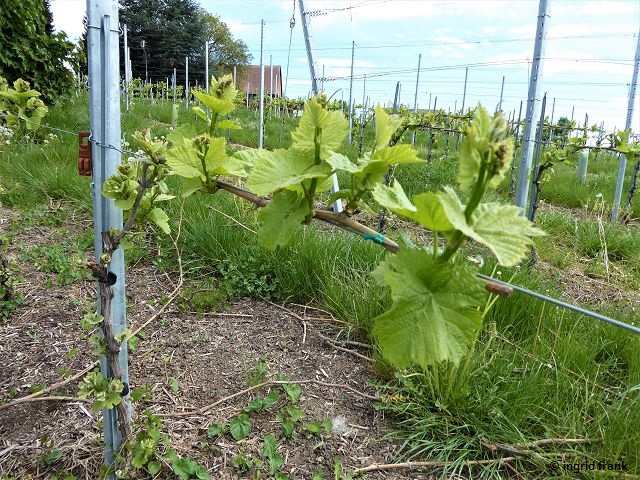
348 41 355 143
205 41 209 92
612 29 640 221
185 56 189 108
259 19 265 149
411 53 421 146
298 0 342 212
514 0 549 214
86 0 129 475
123 24 130 112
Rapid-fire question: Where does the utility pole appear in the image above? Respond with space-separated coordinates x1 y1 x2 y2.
259 19 265 149
86 0 129 476
411 53 421 146
298 0 318 94
348 41 355 143
515 0 549 214
612 29 640 221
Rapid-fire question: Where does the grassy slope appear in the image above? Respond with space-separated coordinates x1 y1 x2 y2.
1 94 639 478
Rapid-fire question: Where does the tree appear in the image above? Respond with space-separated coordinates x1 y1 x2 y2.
120 0 208 85
44 0 54 35
0 0 75 103
118 0 251 86
201 12 251 76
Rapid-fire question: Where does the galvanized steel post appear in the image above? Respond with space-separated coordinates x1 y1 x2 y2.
86 0 130 474
612 30 640 221
515 0 549 214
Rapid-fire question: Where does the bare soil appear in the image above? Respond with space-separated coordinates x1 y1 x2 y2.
0 205 430 479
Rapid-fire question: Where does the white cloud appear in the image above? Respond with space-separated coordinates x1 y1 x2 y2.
51 0 85 41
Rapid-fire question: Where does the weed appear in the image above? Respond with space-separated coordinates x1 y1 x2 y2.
245 357 269 387
21 243 90 286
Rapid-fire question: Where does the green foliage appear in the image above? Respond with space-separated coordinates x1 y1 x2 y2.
0 236 24 320
229 414 251 441
129 411 167 474
21 243 90 286
0 77 48 141
102 129 174 233
242 390 280 413
0 1 75 103
77 370 123 411
372 249 486 369
166 449 210 480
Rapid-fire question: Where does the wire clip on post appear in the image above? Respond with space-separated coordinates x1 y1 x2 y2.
78 131 92 176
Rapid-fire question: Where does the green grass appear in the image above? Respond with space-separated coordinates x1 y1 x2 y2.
2 93 640 477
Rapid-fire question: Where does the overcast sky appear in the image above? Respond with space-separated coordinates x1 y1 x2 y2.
52 0 640 132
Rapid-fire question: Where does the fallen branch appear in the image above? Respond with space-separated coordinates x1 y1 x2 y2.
352 456 518 475
517 438 596 449
317 332 374 363
0 361 98 412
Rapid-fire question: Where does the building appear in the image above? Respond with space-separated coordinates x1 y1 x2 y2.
235 65 283 100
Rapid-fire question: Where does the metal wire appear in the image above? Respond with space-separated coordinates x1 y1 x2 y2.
18 119 140 157
477 273 640 335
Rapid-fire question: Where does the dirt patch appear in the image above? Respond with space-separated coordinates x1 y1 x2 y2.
0 205 430 479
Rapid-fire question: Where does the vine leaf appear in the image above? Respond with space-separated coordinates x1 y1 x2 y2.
165 141 204 179
215 119 241 130
372 248 486 368
373 106 403 150
372 183 453 233
246 149 332 196
204 137 246 177
192 89 234 115
468 203 545 267
290 99 347 160
258 190 309 249
148 207 170 234
371 144 421 166
437 187 544 267
372 182 416 217
166 124 201 147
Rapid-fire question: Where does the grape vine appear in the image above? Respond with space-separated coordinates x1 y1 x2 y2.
105 74 543 371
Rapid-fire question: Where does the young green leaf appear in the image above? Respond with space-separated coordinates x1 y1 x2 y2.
192 89 234 115
372 248 486 368
257 190 309 250
246 149 332 195
437 188 544 266
290 99 347 160
207 423 226 438
229 414 251 441
147 207 170 234
373 105 403 151
147 460 161 475
281 383 302 404
467 203 545 267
